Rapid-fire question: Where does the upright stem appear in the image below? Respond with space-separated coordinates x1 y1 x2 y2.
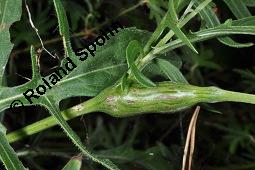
7 98 99 143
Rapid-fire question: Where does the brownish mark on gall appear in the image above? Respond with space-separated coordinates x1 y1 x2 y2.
126 100 135 104
155 94 177 100
106 96 117 103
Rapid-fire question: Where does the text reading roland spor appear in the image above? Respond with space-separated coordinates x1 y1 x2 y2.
22 22 124 104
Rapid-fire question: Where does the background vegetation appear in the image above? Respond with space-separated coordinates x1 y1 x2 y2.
2 0 255 169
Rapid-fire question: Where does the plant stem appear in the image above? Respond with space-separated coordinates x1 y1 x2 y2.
7 82 255 143
156 0 212 47
217 89 255 105
138 0 212 69
7 98 99 143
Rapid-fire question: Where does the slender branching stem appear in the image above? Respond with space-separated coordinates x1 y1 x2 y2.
138 0 212 70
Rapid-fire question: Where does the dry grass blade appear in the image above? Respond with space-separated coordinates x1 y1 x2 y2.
182 106 200 170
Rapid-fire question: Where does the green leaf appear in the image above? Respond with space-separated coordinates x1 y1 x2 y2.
244 0 255 7
143 51 183 79
223 0 251 19
30 46 41 80
155 0 212 47
0 28 151 112
174 0 181 10
0 0 22 84
144 15 167 53
120 74 128 91
125 40 143 67
0 1 151 169
154 25 255 54
0 1 25 168
98 144 176 170
53 0 79 63
62 1 88 30
62 156 82 170
232 16 255 26
166 1 198 53
182 47 221 70
194 0 253 48
155 58 188 84
41 97 119 170
0 123 26 170
0 14 152 170
147 0 167 24
168 0 178 21
131 64 156 87
126 40 156 87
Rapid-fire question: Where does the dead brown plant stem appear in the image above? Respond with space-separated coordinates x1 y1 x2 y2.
182 106 200 170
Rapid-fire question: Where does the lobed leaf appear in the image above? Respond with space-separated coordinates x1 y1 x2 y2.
0 28 151 112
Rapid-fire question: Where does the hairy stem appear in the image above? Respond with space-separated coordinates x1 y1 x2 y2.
7 98 99 143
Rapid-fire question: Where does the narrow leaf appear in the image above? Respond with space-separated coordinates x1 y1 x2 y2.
125 40 143 67
232 16 255 26
0 28 151 113
53 0 79 63
194 0 253 48
156 58 188 84
174 0 181 10
126 40 156 87
166 2 198 53
62 156 82 170
167 17 198 53
168 0 178 21
0 124 26 170
154 25 255 54
223 0 251 19
41 97 119 170
30 46 41 79
244 0 255 7
120 74 128 91
131 64 156 87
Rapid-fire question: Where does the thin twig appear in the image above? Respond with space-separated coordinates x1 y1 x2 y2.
25 1 56 58
13 0 146 56
15 73 31 81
